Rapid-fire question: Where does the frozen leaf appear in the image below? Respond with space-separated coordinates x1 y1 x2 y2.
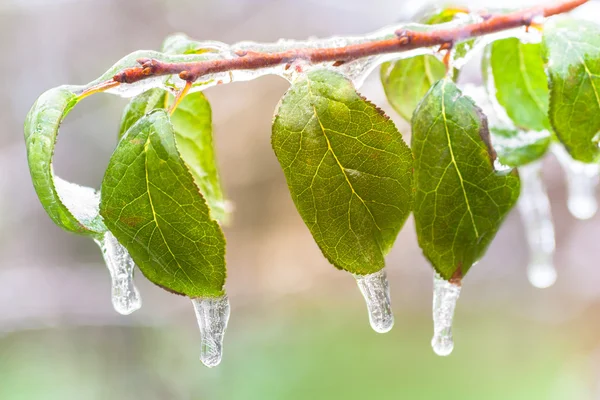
380 56 446 121
24 86 106 236
100 110 226 297
380 7 470 121
483 38 550 132
490 127 551 167
412 79 520 279
543 19 600 163
119 89 228 223
272 69 413 275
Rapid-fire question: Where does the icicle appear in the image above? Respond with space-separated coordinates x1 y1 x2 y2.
94 231 142 315
553 144 599 220
431 273 461 356
518 161 557 288
191 294 230 367
354 269 394 333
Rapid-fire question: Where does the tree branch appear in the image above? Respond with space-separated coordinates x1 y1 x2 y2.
112 0 586 85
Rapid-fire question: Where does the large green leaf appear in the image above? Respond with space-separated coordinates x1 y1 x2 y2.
272 69 413 275
483 38 550 132
24 86 106 236
119 89 228 223
100 109 226 297
412 79 520 280
543 19 600 163
380 56 446 121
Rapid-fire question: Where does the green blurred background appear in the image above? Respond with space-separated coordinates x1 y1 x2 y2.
2 0 600 398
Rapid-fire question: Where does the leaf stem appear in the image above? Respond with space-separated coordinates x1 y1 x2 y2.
78 80 120 100
168 81 192 115
109 0 586 86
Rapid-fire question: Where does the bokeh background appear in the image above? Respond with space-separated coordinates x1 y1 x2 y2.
2 0 600 399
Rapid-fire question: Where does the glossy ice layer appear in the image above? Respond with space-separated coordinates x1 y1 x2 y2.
553 144 599 220
95 231 142 315
354 269 394 333
518 161 557 288
431 273 461 356
192 294 231 367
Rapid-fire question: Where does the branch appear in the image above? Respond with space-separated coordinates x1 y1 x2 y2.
112 0 587 85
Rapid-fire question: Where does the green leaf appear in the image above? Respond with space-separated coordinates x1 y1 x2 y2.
380 56 446 121
119 89 228 223
412 79 520 280
543 18 600 163
272 69 413 275
483 38 550 131
24 86 106 236
161 33 223 55
423 7 475 67
119 88 167 138
421 7 466 25
380 7 472 121
490 127 551 167
100 109 226 297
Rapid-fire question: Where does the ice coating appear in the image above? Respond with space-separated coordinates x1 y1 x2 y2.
80 11 549 98
192 295 230 368
354 269 394 333
553 144 599 220
518 161 557 288
95 231 142 315
54 176 101 226
431 273 461 356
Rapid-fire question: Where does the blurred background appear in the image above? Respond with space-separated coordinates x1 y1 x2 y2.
2 0 600 398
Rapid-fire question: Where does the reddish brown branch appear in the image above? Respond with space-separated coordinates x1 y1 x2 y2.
113 0 587 85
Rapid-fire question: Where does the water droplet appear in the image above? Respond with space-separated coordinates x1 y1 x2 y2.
95 231 142 315
518 161 557 288
431 273 461 356
354 269 394 333
553 144 599 220
527 261 557 289
191 294 230 367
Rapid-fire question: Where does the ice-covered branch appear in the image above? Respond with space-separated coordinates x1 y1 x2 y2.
106 0 587 88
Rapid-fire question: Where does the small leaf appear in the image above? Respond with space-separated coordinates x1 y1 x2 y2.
483 38 550 131
412 79 520 279
423 7 475 68
490 127 551 168
421 7 466 24
272 69 413 275
543 18 600 163
119 89 228 223
119 88 167 138
24 86 106 236
161 33 224 55
380 56 446 121
380 7 471 121
100 109 226 297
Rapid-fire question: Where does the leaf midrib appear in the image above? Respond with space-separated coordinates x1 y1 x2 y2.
144 135 199 291
516 43 547 121
440 80 479 238
305 78 384 243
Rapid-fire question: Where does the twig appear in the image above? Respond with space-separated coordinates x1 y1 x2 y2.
109 0 586 86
